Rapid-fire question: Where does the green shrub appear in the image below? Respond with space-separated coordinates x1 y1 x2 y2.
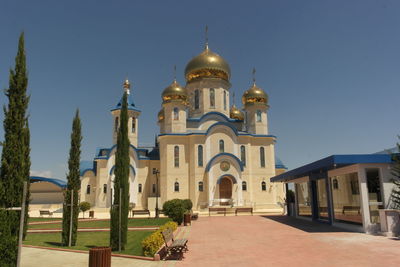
182 199 193 212
162 199 185 225
159 221 178 233
79 201 91 218
141 231 163 257
141 221 178 257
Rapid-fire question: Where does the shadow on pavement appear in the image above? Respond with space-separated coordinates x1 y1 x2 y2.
262 215 352 233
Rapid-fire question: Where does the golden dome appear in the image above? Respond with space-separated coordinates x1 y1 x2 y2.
185 47 231 82
158 109 165 122
161 80 188 104
242 83 269 107
230 104 244 120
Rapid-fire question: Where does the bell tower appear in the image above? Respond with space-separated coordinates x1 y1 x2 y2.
111 79 141 147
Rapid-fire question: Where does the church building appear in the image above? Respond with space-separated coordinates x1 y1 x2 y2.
80 41 287 212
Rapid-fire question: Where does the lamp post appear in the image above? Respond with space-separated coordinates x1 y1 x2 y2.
152 168 160 218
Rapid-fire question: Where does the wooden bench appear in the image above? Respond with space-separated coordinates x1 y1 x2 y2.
209 207 226 216
39 210 53 217
161 228 188 260
131 209 150 218
235 207 253 216
342 206 360 215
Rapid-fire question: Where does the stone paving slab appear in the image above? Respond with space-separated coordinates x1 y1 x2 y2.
177 215 400 267
21 247 172 267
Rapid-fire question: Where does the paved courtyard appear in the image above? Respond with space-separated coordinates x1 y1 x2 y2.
22 215 400 267
177 215 400 267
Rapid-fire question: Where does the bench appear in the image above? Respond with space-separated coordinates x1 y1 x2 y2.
161 228 188 260
342 206 360 215
235 207 253 216
131 209 150 218
39 210 53 217
209 207 226 216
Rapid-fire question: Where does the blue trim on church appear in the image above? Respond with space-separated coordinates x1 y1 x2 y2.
110 93 141 112
216 174 238 184
30 176 67 189
187 111 241 123
109 165 136 176
205 152 244 172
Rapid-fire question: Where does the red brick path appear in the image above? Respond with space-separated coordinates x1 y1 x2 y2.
177 215 400 267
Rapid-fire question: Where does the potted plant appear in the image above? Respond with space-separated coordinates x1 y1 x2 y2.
182 199 193 226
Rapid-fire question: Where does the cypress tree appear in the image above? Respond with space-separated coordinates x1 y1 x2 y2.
0 32 30 265
391 139 400 209
110 92 130 251
61 110 82 246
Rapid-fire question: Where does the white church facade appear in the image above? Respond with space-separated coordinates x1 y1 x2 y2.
80 42 287 212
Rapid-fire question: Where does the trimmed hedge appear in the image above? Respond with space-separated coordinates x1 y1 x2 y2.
162 199 193 225
141 221 178 257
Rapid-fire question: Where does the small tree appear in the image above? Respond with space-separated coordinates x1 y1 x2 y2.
390 139 400 209
79 202 91 219
163 199 185 225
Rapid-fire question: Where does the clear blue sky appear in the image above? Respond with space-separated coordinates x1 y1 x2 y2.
0 0 399 179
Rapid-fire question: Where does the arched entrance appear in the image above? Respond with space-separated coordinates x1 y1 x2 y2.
219 176 232 205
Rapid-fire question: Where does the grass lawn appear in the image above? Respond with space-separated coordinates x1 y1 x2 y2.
29 217 171 229
23 231 153 256
29 217 62 223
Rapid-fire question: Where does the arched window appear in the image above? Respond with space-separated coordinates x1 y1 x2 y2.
198 145 203 167
131 117 136 133
152 184 156 194
194 90 200 109
241 145 246 166
174 182 180 192
198 181 204 192
256 110 262 122
114 117 119 132
210 88 215 108
138 184 142 193
333 178 339 190
242 181 247 191
260 147 265 167
103 184 107 194
174 146 179 167
173 107 179 120
219 140 224 153
223 91 227 110
86 185 91 194
261 181 266 191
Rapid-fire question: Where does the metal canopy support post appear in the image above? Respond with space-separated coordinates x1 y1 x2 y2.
17 181 27 267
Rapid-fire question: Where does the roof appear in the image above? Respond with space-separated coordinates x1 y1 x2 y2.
275 157 287 169
111 93 141 112
30 176 67 189
270 154 396 183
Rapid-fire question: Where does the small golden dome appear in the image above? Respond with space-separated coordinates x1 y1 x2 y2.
185 47 231 83
158 109 165 122
230 104 244 120
242 83 269 107
161 80 188 104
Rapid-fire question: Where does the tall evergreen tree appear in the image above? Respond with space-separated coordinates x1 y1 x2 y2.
110 92 130 251
61 110 82 246
391 139 400 209
0 32 30 265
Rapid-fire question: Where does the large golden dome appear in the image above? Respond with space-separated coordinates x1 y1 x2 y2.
185 47 231 83
162 80 188 104
158 109 165 122
242 83 269 107
230 104 244 120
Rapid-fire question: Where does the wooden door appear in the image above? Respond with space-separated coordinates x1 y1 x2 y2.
219 177 232 200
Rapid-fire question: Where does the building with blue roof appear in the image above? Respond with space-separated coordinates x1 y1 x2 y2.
80 41 288 213
270 152 399 233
